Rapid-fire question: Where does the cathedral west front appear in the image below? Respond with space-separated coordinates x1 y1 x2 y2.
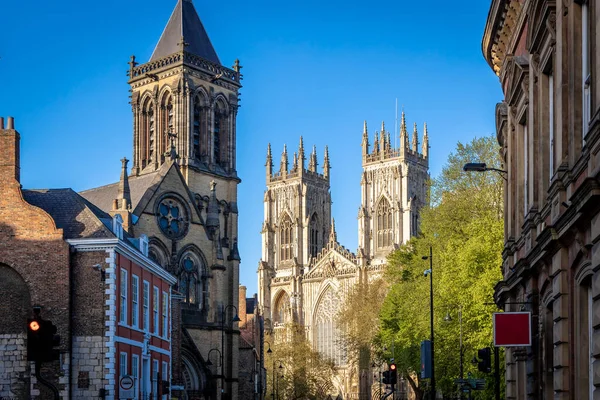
258 114 430 398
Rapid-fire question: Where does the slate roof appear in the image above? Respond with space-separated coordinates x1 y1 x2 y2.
22 189 114 239
79 172 160 216
150 0 221 64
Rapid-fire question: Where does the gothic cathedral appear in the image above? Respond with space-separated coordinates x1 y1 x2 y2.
258 114 430 398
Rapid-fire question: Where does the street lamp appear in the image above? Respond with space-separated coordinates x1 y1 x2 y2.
422 246 435 399
276 361 283 400
264 341 275 400
462 162 507 181
444 306 464 398
221 305 241 397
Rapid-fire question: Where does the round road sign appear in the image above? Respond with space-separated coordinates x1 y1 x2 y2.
120 375 134 390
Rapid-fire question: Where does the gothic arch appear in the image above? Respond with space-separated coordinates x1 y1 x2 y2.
309 212 320 258
0 263 31 334
312 284 346 366
148 237 170 269
375 196 393 249
181 348 207 393
279 212 294 262
272 290 290 325
140 96 156 168
176 244 209 309
159 90 174 156
212 96 229 167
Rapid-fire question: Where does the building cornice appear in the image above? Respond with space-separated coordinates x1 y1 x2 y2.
66 238 177 285
482 0 524 76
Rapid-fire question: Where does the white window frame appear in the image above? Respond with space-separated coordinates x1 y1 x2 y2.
140 234 149 256
162 361 169 399
162 291 169 338
113 214 124 239
132 275 139 328
549 74 555 181
153 286 160 335
143 281 150 331
153 359 159 400
120 352 128 378
582 1 591 142
120 269 128 324
132 354 140 397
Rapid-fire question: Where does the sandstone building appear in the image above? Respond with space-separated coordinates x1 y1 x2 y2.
258 117 429 398
482 0 600 398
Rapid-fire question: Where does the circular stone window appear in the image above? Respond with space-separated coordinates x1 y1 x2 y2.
155 195 189 240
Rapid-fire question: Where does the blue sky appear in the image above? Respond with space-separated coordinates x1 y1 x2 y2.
0 1 502 295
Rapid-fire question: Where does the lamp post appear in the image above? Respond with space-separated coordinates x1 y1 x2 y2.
221 305 241 398
444 306 464 398
422 246 435 399
276 361 283 400
462 162 507 181
264 341 274 400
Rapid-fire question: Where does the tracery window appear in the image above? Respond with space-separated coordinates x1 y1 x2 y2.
161 93 174 156
273 292 290 325
314 288 346 366
141 99 155 168
280 215 294 261
193 95 207 161
156 195 189 240
213 101 228 168
309 213 319 258
178 252 207 309
376 198 393 248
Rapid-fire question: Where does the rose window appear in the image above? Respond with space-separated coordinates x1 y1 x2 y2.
156 197 189 239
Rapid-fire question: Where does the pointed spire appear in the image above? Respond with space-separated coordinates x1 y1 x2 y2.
280 144 288 175
117 158 131 210
150 0 221 64
373 131 379 154
298 137 305 169
266 143 273 178
380 121 386 153
329 218 337 243
206 180 220 238
292 152 298 172
361 121 370 156
412 122 419 152
323 146 330 180
387 131 391 152
400 110 408 153
308 145 318 172
422 122 429 158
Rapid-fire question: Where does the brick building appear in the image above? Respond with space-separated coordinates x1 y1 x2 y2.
482 0 600 398
1 0 245 398
0 117 177 399
237 286 265 400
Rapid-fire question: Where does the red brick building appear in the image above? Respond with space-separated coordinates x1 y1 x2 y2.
0 117 177 399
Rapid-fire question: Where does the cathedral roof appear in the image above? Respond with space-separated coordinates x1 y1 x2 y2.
22 189 114 239
149 0 221 65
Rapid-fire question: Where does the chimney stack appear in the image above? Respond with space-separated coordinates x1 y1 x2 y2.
0 116 21 183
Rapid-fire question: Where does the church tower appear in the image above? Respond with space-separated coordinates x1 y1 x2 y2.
358 113 429 266
259 138 331 329
128 0 242 189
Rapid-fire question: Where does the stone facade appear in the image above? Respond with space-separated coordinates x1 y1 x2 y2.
258 118 429 399
482 0 600 398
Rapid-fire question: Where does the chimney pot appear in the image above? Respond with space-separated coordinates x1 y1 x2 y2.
7 117 14 130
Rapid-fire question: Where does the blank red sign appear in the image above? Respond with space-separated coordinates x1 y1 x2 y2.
493 312 531 347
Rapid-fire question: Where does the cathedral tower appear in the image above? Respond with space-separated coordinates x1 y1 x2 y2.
259 138 331 328
358 113 429 266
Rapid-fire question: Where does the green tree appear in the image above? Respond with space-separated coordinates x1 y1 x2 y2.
379 136 504 399
267 322 337 400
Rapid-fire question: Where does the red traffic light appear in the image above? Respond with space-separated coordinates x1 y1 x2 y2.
390 363 397 370
29 320 40 331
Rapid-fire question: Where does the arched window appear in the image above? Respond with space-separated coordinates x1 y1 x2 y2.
193 95 207 161
178 251 207 309
160 93 173 156
141 99 155 168
213 101 228 167
377 198 393 248
280 215 294 261
309 214 319 258
273 291 290 325
314 288 345 366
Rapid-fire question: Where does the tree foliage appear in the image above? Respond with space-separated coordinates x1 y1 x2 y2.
378 136 505 399
267 323 337 400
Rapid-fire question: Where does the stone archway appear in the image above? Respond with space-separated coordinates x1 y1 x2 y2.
0 263 32 399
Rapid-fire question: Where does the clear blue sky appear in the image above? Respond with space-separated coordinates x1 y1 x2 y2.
0 0 502 295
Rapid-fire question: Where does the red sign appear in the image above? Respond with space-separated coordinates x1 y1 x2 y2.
493 312 531 347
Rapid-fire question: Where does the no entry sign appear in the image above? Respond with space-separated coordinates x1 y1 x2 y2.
493 312 531 347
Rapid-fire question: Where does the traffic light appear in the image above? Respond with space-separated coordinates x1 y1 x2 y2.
477 347 491 373
27 315 60 363
27 317 42 362
389 363 397 384
382 370 391 385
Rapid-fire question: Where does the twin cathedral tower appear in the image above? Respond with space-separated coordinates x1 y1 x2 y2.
258 117 429 396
